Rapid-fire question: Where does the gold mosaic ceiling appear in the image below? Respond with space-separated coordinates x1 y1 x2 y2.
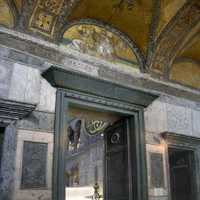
157 0 187 37
1 0 189 54
170 32 200 89
0 0 14 28
67 0 153 54
0 0 200 90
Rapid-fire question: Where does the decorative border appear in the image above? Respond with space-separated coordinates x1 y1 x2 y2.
64 89 142 113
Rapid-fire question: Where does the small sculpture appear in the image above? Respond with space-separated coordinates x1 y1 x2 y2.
92 182 103 200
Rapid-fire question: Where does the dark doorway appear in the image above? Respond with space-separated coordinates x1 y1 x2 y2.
169 148 195 200
104 119 129 200
0 126 5 171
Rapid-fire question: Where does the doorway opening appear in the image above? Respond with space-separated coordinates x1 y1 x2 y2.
65 106 130 200
168 147 195 200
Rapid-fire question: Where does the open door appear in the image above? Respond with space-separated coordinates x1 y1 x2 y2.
104 119 129 200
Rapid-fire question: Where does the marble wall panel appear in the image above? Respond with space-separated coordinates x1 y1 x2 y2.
166 103 192 135
37 79 56 113
146 144 168 198
192 110 200 137
13 129 53 200
9 63 41 104
144 100 167 133
149 197 168 200
0 60 13 98
17 111 55 132
21 142 48 189
150 153 165 188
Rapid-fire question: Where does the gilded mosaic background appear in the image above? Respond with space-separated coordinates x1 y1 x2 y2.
0 0 14 28
62 24 138 66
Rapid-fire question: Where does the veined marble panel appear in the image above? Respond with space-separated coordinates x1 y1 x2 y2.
13 129 53 200
144 100 167 133
0 60 13 98
192 110 200 137
21 142 48 189
37 79 56 113
9 63 41 104
166 103 192 136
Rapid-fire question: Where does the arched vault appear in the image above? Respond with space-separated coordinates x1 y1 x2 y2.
150 1 200 76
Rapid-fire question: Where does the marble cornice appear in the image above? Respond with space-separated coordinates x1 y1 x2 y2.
0 98 36 122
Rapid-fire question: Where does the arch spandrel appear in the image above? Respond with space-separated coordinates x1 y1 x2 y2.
61 23 139 68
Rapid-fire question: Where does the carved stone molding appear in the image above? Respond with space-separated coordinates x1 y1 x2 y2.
42 66 158 108
0 98 36 122
162 132 200 148
150 1 200 76
64 89 141 112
